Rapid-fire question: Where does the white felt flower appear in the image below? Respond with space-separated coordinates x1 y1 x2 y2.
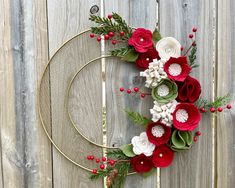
131 132 155 156
140 59 167 88
156 37 181 60
150 100 178 127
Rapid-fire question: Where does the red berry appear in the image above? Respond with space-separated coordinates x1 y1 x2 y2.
192 41 197 46
189 34 194 38
120 31 125 36
193 136 198 142
127 89 131 94
192 27 197 32
180 46 184 51
92 169 98 174
87 155 91 160
196 131 201 136
218 107 223 112
112 40 117 45
200 107 206 113
210 107 216 113
95 158 100 163
108 14 112 19
102 157 106 161
140 93 145 98
134 87 139 92
97 37 101 42
109 160 115 166
108 31 114 37
119 87 124 92
90 33 95 38
100 164 105 170
90 155 94 160
227 104 232 109
104 34 110 40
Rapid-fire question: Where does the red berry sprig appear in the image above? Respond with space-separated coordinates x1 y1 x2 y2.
119 86 151 99
194 131 201 142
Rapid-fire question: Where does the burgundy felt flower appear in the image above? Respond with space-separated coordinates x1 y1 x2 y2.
164 56 192 82
177 76 201 103
136 48 160 69
152 145 174 168
173 103 201 131
128 28 154 53
146 121 171 146
131 154 154 173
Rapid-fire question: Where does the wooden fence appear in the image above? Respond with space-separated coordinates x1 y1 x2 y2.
0 0 234 187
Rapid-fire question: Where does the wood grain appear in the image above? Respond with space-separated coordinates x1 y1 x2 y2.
159 0 215 188
104 1 159 187
47 0 103 187
0 0 52 187
217 0 235 187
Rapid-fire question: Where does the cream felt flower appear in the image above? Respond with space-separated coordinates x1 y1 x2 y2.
140 59 167 88
156 37 181 60
131 132 156 156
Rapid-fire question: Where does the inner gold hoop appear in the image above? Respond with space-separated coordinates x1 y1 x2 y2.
66 55 120 149
38 29 135 175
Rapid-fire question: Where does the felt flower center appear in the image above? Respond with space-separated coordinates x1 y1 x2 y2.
176 109 189 123
168 63 182 76
151 125 165 137
157 84 169 96
140 38 144 42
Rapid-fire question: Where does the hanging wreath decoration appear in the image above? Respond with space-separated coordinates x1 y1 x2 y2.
85 13 232 187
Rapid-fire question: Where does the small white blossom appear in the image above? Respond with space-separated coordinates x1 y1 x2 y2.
140 59 167 88
156 37 181 60
150 100 178 127
131 132 155 156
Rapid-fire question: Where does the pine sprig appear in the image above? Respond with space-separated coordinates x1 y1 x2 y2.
89 13 133 40
188 46 197 68
90 167 113 180
125 110 152 126
110 47 131 57
195 94 231 109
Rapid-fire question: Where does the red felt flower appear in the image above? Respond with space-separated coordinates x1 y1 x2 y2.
164 56 192 82
131 154 154 173
177 76 201 103
146 121 171 146
173 103 201 131
152 145 174 168
136 48 160 69
128 28 153 53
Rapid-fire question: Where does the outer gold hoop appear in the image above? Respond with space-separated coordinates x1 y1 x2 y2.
38 29 136 175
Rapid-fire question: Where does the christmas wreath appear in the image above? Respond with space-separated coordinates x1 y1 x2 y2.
85 13 232 187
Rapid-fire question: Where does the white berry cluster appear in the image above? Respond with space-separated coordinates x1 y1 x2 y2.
140 58 167 88
150 100 178 127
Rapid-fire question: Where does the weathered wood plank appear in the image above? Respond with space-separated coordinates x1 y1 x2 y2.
47 0 103 187
217 0 235 187
160 0 215 188
0 0 52 187
104 1 159 187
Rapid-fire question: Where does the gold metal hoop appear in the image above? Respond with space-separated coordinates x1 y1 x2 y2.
38 29 135 175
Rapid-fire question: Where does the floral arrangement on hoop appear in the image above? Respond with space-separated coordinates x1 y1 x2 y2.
86 13 232 187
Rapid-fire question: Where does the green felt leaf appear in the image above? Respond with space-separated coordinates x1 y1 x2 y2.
186 131 193 145
152 28 162 44
121 48 139 62
125 109 152 126
171 130 185 148
142 168 157 178
120 144 136 157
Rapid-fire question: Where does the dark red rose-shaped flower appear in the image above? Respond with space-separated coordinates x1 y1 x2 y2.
128 28 154 53
136 48 160 69
177 76 201 103
152 145 174 168
164 56 192 82
146 121 171 146
173 103 201 131
131 154 154 173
